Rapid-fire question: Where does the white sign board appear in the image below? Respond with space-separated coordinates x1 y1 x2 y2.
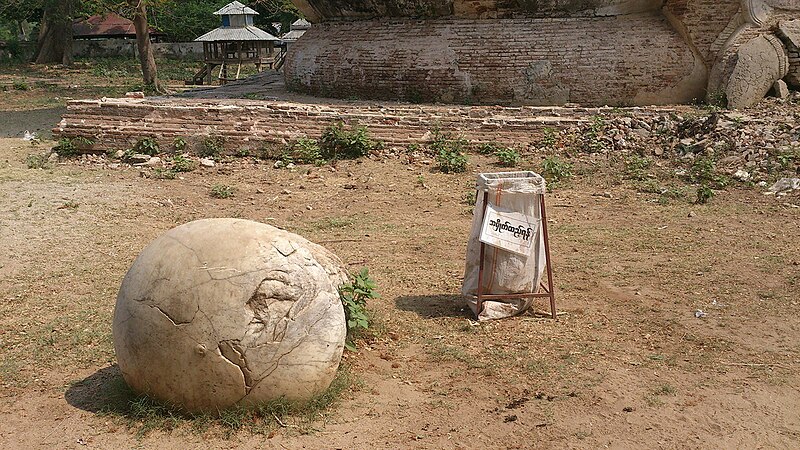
479 204 540 256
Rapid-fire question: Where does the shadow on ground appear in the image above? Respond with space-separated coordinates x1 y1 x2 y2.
395 294 473 319
0 107 64 139
65 364 134 414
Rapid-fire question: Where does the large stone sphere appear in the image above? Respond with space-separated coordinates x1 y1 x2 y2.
113 218 348 413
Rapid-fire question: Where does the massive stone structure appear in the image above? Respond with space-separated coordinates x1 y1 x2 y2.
285 0 800 108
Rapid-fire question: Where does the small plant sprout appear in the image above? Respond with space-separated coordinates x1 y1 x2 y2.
541 156 573 185
431 129 469 173
339 268 380 351
210 184 235 199
133 137 159 156
495 147 521 167
172 137 188 153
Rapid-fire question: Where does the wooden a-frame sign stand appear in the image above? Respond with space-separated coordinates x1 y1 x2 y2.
474 189 557 320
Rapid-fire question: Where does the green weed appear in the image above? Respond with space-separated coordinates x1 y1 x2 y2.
172 137 188 153
541 156 573 185
210 184 235 199
340 268 380 351
624 155 653 181
172 155 196 173
26 153 51 169
495 147 521 167
133 137 159 156
431 130 469 173
53 138 79 157
320 122 380 160
200 136 225 158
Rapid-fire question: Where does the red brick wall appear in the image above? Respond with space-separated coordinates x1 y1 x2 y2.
285 13 700 106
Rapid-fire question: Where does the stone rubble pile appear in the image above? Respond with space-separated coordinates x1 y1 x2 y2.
565 97 800 186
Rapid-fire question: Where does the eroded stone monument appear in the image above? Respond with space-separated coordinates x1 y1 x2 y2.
113 218 348 413
285 0 800 108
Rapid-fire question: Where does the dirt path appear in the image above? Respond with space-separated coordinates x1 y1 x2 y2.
0 137 798 449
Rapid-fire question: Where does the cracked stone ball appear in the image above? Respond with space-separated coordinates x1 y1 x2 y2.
113 218 348 413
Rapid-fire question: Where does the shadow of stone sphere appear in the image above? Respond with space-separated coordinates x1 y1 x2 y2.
64 364 134 415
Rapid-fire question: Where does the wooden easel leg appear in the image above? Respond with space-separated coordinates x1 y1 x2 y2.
539 195 557 319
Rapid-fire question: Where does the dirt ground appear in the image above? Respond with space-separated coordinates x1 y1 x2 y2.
1 116 799 450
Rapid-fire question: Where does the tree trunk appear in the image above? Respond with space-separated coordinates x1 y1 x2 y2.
33 1 75 65
129 0 164 93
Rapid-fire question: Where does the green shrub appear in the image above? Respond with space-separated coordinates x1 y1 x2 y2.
290 137 325 165
583 116 608 153
539 127 557 148
339 268 380 351
495 147 521 167
320 122 380 160
133 137 159 156
431 130 469 173
172 137 188 153
200 136 225 158
477 142 500 155
53 138 79 157
172 155 196 172
542 156 573 184
695 185 715 204
689 157 728 189
12 80 29 91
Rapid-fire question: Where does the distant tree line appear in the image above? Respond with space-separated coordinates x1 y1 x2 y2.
0 0 301 92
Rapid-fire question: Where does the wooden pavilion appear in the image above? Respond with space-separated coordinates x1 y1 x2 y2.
192 1 280 85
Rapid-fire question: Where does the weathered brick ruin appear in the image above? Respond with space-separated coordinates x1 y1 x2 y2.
287 0 800 108
58 97 655 152
55 1 800 150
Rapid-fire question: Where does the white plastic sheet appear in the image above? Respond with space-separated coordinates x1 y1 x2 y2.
462 172 547 321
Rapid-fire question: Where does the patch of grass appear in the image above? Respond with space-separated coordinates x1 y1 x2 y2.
624 155 653 181
645 383 677 407
94 364 358 437
320 122 380 160
428 342 485 370
26 153 52 169
152 168 177 180
210 184 235 199
541 156 573 185
312 216 355 231
12 79 29 91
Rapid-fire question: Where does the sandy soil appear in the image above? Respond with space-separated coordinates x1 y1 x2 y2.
0 136 798 449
